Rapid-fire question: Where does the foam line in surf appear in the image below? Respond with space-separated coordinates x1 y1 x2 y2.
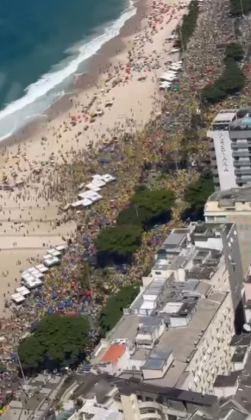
0 3 136 124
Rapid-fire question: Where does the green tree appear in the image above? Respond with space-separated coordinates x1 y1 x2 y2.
230 0 251 15
132 187 175 226
201 83 226 103
202 58 244 104
95 225 142 256
220 59 245 93
116 206 146 227
99 285 140 336
18 315 89 373
183 172 214 220
225 42 244 62
178 0 199 50
116 188 175 229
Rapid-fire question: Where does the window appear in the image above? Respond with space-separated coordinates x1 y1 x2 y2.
145 396 153 402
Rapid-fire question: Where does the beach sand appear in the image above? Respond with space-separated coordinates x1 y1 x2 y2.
0 0 188 317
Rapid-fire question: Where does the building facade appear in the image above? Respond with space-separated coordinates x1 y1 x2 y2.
207 108 251 190
204 187 251 276
92 222 246 395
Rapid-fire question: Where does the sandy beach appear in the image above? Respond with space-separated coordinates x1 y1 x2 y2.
0 0 188 317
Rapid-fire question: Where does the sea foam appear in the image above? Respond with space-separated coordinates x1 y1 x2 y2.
0 1 136 140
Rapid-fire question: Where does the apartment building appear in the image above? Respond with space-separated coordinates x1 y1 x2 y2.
91 222 246 395
207 108 251 190
69 358 251 420
204 186 251 276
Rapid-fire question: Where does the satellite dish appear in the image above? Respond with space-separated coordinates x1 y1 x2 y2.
243 324 251 332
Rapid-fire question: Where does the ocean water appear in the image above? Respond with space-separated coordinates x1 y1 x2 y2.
0 0 136 139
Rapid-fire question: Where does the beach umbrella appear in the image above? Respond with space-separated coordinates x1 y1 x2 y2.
57 302 65 310
65 299 72 307
47 307 54 314
99 157 110 164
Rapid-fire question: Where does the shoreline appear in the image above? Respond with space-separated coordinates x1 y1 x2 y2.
0 0 188 320
0 0 147 149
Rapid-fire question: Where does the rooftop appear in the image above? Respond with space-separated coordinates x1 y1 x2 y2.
229 108 251 130
101 344 126 364
213 109 237 123
105 284 226 387
151 223 231 280
93 222 233 389
234 352 251 412
207 186 251 206
214 372 240 388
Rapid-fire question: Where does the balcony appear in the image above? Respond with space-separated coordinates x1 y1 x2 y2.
140 413 162 420
234 160 251 166
235 168 251 175
139 402 162 411
231 142 250 149
232 151 251 157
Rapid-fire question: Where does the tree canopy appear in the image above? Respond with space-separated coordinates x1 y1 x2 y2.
95 224 142 257
178 0 199 50
225 42 244 62
117 187 175 229
201 58 245 103
18 314 89 373
183 172 214 220
99 285 140 337
230 0 251 15
96 187 175 265
116 206 146 227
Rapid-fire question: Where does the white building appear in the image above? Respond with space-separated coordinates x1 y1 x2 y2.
204 186 251 276
92 222 246 394
207 108 251 191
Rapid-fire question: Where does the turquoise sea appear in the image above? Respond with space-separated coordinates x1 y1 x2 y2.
0 0 136 138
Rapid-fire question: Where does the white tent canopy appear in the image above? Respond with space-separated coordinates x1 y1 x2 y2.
78 191 102 202
47 248 61 258
23 277 43 289
44 256 61 267
72 173 116 208
71 199 92 208
159 73 176 81
11 293 25 304
16 286 30 296
56 244 67 252
86 179 106 189
102 174 116 183
35 264 49 273
27 267 44 279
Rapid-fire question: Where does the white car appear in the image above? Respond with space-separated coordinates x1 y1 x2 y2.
170 47 180 53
